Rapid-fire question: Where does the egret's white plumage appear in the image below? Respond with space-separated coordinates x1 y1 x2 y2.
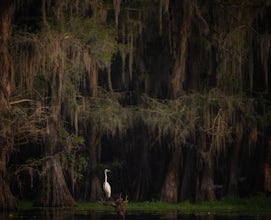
103 169 111 198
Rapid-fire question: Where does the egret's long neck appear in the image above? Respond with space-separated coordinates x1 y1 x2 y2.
104 171 107 182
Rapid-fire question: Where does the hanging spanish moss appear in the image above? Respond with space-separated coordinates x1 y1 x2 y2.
0 0 270 209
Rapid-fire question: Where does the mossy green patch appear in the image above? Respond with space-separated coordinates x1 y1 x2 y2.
118 196 271 213
18 196 271 214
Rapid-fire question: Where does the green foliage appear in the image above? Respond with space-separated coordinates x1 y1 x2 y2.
66 153 88 181
33 72 49 99
82 90 133 137
67 17 118 66
138 95 198 145
220 74 242 95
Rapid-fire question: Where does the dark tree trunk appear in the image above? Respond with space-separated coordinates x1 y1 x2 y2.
35 116 76 207
33 31 77 205
227 123 243 196
0 5 12 106
88 132 102 201
170 0 193 98
179 148 196 201
34 157 76 207
264 136 271 194
132 134 151 201
195 151 216 202
160 146 181 202
0 176 17 211
0 139 17 211
0 0 17 211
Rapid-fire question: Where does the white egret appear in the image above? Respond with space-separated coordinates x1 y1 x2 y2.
103 169 111 199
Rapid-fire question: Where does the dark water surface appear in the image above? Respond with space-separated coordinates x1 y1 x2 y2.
1 209 270 220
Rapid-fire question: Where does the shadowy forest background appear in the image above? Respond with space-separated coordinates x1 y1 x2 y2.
0 0 271 210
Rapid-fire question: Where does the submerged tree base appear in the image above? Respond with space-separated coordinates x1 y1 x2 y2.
101 195 128 217
33 157 76 207
0 180 17 211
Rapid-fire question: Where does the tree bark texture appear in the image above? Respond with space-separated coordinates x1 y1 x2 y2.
0 0 17 210
264 136 271 193
0 1 13 106
35 117 76 207
179 148 196 201
34 157 76 207
0 138 17 210
88 132 102 201
170 0 193 98
195 151 215 202
227 123 243 196
160 146 181 202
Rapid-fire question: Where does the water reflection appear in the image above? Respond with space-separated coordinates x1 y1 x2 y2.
0 209 270 220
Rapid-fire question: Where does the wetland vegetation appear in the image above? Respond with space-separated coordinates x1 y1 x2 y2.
10 196 271 220
0 0 271 212
17 196 271 213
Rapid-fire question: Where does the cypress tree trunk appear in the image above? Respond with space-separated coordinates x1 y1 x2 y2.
227 123 243 196
195 151 216 202
264 136 271 194
35 117 76 207
35 56 75 206
170 0 193 98
132 131 151 201
0 0 17 210
35 157 76 207
88 131 102 201
160 146 181 202
179 148 196 201
0 138 17 210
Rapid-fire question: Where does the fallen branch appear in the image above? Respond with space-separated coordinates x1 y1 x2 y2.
10 99 34 105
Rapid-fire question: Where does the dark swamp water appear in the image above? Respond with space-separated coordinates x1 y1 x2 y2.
1 209 271 220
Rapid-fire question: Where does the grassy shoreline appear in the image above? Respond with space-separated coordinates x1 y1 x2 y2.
18 196 271 213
